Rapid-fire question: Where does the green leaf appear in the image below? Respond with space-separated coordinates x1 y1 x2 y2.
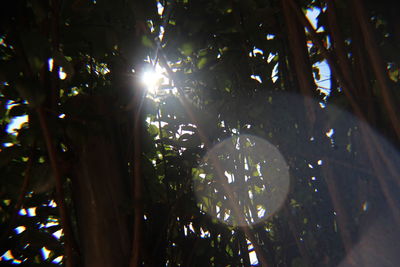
197 57 208 69
181 43 194 56
148 124 159 137
141 35 154 48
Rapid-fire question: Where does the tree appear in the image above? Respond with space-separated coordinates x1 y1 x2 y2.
1 0 399 266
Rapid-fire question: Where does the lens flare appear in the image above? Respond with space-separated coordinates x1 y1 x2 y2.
193 134 290 227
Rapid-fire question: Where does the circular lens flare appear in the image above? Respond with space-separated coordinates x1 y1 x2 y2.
193 134 290 227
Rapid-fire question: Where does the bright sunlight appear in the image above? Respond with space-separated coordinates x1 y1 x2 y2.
141 64 166 95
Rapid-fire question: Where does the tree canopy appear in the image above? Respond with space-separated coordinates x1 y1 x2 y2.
1 0 400 266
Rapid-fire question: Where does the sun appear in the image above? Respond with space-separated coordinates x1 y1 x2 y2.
141 66 164 95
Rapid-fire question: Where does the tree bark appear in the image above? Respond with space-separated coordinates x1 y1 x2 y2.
281 0 317 128
71 98 131 267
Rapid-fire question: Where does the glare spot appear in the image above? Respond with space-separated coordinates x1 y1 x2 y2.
257 205 266 217
27 207 36 217
59 67 67 80
250 74 262 83
224 211 230 221
249 242 258 264
53 229 63 239
188 222 195 233
272 63 279 83
70 87 79 96
7 115 28 135
48 200 57 207
306 8 325 33
52 256 63 264
314 60 331 95
248 190 254 200
19 209 27 216
200 228 210 238
267 53 276 63
1 250 14 261
266 34 275 40
250 47 264 57
157 2 164 16
159 26 165 41
14 226 26 234
224 171 234 183
326 128 335 138
41 247 51 260
48 58 54 71
362 201 369 211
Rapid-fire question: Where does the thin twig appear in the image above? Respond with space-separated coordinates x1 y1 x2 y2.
325 0 355 95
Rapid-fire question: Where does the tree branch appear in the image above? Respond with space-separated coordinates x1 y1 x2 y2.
36 107 75 267
351 0 400 139
281 0 320 138
286 0 358 106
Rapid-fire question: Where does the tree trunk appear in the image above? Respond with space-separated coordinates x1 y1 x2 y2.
71 97 132 267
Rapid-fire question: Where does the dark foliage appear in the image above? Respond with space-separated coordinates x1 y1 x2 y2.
1 0 399 266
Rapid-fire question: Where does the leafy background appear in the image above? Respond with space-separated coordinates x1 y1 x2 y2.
1 0 400 266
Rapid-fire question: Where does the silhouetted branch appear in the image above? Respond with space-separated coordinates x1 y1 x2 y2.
351 0 400 139
37 107 75 267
